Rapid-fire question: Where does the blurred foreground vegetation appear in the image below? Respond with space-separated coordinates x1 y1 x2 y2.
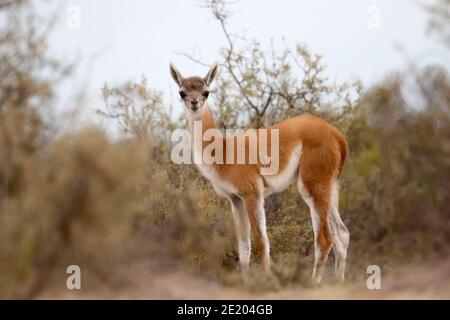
0 0 449 298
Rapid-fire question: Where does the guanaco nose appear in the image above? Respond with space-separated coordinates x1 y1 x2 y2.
191 100 199 110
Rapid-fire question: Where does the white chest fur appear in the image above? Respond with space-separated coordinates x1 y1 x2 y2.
192 139 237 197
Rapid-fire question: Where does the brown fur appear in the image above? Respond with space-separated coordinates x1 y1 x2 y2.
170 65 349 278
182 77 206 91
200 109 348 266
200 110 348 196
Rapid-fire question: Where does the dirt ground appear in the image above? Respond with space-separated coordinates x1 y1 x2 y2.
38 257 450 300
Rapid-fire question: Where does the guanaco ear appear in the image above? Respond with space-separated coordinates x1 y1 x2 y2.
169 63 184 87
204 62 219 86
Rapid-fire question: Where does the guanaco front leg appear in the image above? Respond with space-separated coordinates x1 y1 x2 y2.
242 194 271 273
230 195 251 271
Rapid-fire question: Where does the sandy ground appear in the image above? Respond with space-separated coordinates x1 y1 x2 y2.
39 258 450 300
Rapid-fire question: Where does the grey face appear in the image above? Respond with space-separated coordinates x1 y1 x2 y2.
170 63 219 115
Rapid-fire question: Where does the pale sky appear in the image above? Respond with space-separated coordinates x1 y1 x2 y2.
41 0 448 128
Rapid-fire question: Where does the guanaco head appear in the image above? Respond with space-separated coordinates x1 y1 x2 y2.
169 63 219 116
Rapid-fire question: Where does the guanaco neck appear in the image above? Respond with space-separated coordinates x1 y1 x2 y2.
187 104 218 134
187 104 221 165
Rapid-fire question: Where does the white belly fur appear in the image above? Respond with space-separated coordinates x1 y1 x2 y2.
193 143 302 198
193 146 237 197
263 144 302 197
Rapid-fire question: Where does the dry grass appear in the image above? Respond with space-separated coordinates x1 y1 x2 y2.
1 0 450 300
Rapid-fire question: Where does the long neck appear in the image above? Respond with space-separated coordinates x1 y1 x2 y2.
187 104 218 135
187 104 220 164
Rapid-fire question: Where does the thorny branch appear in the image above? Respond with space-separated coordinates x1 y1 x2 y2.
180 0 359 128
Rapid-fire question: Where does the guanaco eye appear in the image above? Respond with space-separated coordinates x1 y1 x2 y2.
179 91 186 99
202 90 210 98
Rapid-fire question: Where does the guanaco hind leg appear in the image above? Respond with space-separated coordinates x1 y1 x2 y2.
329 182 350 281
298 177 349 283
